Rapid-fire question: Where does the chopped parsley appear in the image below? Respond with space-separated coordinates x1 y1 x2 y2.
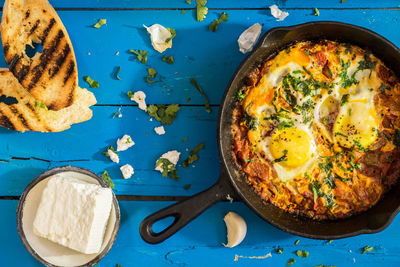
162 55 174 64
310 180 324 203
335 132 348 138
294 239 300 245
156 158 179 180
324 173 336 189
301 99 314 123
83 76 99 88
196 0 208 21
362 245 373 254
182 137 188 142
103 146 118 158
112 108 121 118
101 171 114 189
209 12 228 32
243 113 258 130
314 8 320 16
147 104 180 125
304 49 312 56
182 143 205 167
277 120 294 130
379 83 391 93
236 88 245 101
357 52 377 71
145 68 157 83
184 184 191 190
127 90 134 99
165 28 176 43
276 247 283 254
339 58 358 88
115 66 122 80
129 49 148 64
340 94 349 106
93 18 106 28
353 140 369 151
284 89 297 110
190 77 211 113
186 0 191 4
296 250 309 257
286 258 296 266
34 101 46 109
273 149 288 163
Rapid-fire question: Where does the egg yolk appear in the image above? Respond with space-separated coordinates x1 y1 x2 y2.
334 102 378 149
270 128 312 168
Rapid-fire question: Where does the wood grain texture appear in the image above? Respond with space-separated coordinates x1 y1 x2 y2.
1 200 400 266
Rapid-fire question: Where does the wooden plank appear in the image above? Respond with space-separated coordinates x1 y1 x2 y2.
1 200 400 266
0 106 220 196
1 0 398 9
0 9 398 106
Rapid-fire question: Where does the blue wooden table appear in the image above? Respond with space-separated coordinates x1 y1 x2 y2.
1 0 400 266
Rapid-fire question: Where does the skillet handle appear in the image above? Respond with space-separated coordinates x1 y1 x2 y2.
139 169 236 244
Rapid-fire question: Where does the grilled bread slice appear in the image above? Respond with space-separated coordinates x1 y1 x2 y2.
1 0 79 111
0 69 96 132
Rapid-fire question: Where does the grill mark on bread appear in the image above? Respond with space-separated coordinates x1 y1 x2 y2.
66 83 75 106
51 44 70 78
41 18 56 44
28 30 64 91
64 61 75 84
9 106 31 130
0 111 15 130
8 54 20 72
17 65 29 82
29 19 40 35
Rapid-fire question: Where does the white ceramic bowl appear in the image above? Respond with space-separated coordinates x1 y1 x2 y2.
16 166 120 267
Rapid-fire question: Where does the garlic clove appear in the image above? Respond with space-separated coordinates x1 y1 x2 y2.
223 212 247 248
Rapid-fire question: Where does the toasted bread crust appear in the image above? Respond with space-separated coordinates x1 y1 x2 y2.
0 69 96 132
1 0 78 111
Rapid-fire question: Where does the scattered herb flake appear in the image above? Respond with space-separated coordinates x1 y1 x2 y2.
314 8 320 16
236 88 245 101
277 120 294 130
190 77 211 113
147 104 180 125
184 184 191 190
296 250 309 257
209 12 228 32
243 113 258 130
93 18 106 28
340 94 349 106
287 258 296 266
196 0 208 21
182 137 188 142
294 239 300 245
112 108 121 118
273 149 288 163
115 66 122 80
362 245 373 254
354 140 369 151
276 247 283 254
101 171 114 189
156 158 179 180
183 143 205 167
129 49 148 64
127 90 134 99
186 0 191 4
34 101 46 109
103 146 118 158
341 0 347 3
83 76 99 88
165 28 176 43
145 68 157 83
162 55 174 64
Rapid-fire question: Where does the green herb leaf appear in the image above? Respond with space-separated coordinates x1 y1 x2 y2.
236 88 245 101
296 250 309 257
314 8 320 16
34 101 46 109
276 247 283 254
196 0 208 21
362 245 373 254
83 76 99 88
129 49 148 64
145 68 157 83
186 0 191 4
243 113 258 130
103 146 118 157
112 108 121 119
147 104 180 125
93 18 106 28
340 94 349 106
183 143 205 167
162 55 174 64
287 258 296 266
184 184 191 190
127 90 134 99
294 239 300 245
156 157 179 180
115 66 122 80
182 137 188 142
273 149 288 163
101 171 115 189
335 132 348 138
310 180 324 203
353 140 369 151
190 77 211 113
277 120 294 130
165 28 176 43
209 12 228 32
357 52 377 71
339 58 358 88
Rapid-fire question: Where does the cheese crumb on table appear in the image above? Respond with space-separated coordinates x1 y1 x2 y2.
107 148 119 163
33 175 113 254
117 134 135 152
120 164 134 179
154 126 165 135
131 91 147 111
155 150 180 173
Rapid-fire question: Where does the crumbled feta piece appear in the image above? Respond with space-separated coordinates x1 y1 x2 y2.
131 91 147 111
144 24 173 53
118 113 122 118
238 23 262 54
155 150 180 173
107 149 119 163
269 5 289 21
154 126 165 135
33 175 113 254
120 164 134 179
117 134 135 152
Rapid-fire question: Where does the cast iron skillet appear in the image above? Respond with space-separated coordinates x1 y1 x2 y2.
140 21 400 244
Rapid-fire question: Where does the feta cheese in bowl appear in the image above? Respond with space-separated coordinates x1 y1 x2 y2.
16 166 120 267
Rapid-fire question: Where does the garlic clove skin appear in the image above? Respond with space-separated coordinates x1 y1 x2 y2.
223 212 247 248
